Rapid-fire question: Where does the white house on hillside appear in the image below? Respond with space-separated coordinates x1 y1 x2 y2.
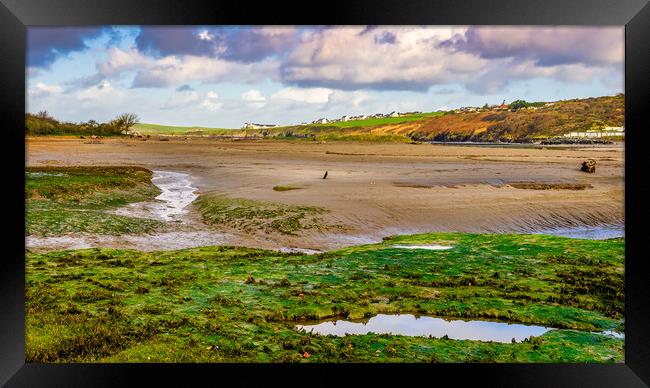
563 126 625 138
242 122 278 129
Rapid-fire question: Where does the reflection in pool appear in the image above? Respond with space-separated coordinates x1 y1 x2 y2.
296 314 554 343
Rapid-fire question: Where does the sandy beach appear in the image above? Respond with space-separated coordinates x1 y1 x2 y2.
26 137 624 251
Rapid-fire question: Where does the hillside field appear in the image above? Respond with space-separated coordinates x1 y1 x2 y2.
132 95 624 142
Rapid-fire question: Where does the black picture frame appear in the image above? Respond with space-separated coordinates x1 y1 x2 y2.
1 0 649 386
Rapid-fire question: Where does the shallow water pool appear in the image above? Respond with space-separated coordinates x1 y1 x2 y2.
534 224 624 240
296 314 553 343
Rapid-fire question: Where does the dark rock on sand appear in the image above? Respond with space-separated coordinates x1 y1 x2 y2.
581 159 596 173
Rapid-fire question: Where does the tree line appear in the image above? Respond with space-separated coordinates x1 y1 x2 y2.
26 111 139 136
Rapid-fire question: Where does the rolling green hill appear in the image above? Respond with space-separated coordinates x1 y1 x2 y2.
134 95 624 142
315 111 445 128
132 112 445 138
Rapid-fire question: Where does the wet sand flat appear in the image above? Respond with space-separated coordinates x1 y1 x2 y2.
26 137 624 251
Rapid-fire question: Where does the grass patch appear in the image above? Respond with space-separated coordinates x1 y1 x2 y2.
132 123 230 136
193 194 330 235
272 185 303 192
26 232 624 362
26 166 166 236
316 112 445 129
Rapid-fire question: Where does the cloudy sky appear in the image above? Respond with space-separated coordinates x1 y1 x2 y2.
27 26 624 128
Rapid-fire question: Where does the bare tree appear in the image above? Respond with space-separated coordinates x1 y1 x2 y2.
111 113 140 135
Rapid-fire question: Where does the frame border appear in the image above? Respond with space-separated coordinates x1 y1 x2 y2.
2 0 648 386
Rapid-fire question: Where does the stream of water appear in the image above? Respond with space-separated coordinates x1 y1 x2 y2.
111 170 199 222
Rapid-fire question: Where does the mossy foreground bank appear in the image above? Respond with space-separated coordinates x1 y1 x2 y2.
26 233 623 362
26 166 165 236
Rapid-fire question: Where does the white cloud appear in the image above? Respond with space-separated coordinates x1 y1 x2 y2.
163 89 202 109
163 89 222 111
199 91 222 111
242 89 265 101
282 26 483 91
72 26 621 95
241 89 267 107
197 30 214 41
326 90 370 108
98 47 151 77
132 55 279 88
87 28 476 92
446 26 623 67
270 87 333 104
26 79 137 122
75 80 117 101
28 82 62 98
77 45 280 89
463 59 612 94
279 26 622 94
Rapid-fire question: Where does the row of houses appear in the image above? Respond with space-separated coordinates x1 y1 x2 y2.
307 111 420 125
563 126 625 138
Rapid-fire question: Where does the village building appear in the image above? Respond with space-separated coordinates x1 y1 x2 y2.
563 126 625 138
242 123 278 129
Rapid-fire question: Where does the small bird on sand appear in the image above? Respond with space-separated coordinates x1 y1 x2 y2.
323 171 328 179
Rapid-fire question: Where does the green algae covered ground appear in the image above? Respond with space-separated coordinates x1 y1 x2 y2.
26 166 166 236
194 194 333 235
25 232 624 363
